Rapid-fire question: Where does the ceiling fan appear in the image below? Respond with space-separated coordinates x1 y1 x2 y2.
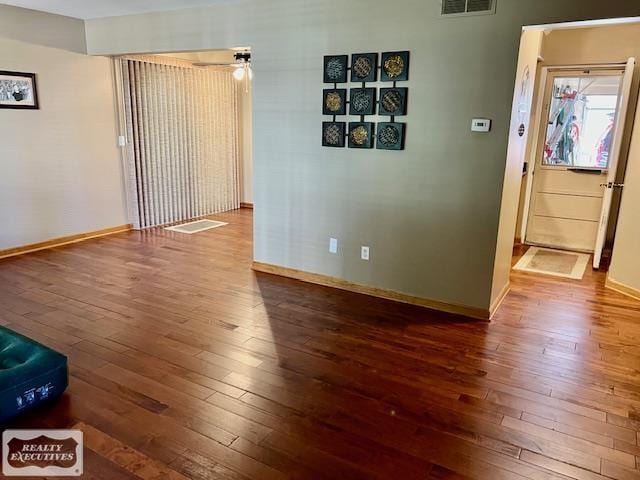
192 51 252 90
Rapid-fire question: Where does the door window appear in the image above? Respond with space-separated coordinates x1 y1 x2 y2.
542 75 621 169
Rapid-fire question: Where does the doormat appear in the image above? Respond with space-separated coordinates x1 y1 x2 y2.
165 219 228 234
513 247 590 280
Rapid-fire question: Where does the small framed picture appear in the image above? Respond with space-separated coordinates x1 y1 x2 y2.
381 51 410 82
323 55 349 83
348 122 375 149
349 88 377 116
376 122 406 150
0 71 39 109
322 122 346 147
351 53 378 83
323 89 347 115
379 87 408 116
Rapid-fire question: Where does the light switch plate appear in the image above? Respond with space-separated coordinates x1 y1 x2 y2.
361 246 370 261
329 238 338 254
471 118 491 132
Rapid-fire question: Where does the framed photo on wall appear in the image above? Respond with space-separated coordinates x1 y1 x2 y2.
0 71 39 109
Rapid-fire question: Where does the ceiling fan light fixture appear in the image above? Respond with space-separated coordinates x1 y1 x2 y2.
233 66 246 80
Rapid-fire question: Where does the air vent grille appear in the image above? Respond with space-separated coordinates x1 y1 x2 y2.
442 0 495 16
442 0 466 14
467 0 492 12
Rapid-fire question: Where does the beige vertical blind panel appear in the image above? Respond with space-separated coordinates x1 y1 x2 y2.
121 57 240 229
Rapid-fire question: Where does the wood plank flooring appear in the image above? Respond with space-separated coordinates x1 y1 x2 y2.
1 208 640 479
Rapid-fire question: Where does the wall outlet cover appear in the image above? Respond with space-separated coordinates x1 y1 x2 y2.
471 118 492 132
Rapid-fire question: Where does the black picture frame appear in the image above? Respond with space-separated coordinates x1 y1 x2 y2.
322 89 347 116
323 55 349 83
380 51 410 82
348 122 375 149
322 122 346 147
349 88 377 116
376 122 406 150
379 87 408 116
351 53 378 82
0 71 39 110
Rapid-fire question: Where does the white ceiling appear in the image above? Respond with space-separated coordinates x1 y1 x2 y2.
0 0 239 19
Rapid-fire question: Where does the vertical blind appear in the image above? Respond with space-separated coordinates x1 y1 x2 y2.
121 56 240 229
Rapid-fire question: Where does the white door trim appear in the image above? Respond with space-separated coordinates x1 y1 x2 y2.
519 66 547 243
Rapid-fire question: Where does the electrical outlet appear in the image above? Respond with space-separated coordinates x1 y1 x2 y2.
329 238 338 254
471 118 491 133
361 246 370 261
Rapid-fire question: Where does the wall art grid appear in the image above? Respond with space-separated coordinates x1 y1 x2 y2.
322 51 409 151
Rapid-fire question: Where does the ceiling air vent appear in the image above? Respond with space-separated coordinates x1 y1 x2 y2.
442 0 496 16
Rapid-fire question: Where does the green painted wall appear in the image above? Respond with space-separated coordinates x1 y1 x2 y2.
85 0 640 310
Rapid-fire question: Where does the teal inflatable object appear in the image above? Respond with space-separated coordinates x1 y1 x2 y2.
0 326 68 423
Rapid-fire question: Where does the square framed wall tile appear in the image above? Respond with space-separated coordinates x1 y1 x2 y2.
349 88 377 116
322 121 346 147
323 89 347 115
379 87 408 116
348 122 375 149
376 122 406 150
350 53 378 82
323 55 349 83
381 51 410 82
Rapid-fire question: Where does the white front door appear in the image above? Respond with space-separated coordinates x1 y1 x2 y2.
593 58 635 268
525 63 633 256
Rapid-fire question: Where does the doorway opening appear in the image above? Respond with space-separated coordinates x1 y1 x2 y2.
491 17 640 313
112 48 253 230
523 62 634 270
510 19 640 284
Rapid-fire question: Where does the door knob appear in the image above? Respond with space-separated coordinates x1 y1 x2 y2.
600 182 625 189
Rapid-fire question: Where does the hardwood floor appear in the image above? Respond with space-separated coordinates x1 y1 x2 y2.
1 208 640 479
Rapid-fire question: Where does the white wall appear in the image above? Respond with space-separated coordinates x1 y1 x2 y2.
0 3 86 54
0 5 128 250
84 0 640 312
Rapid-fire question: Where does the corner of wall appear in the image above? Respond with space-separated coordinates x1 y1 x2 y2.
489 29 544 309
